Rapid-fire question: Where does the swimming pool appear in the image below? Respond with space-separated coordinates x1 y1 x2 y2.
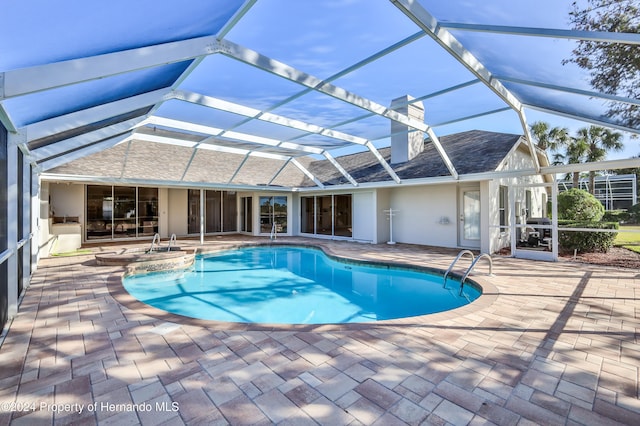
123 245 481 324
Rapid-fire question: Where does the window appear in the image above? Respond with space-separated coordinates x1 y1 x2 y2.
260 196 287 234
499 186 508 231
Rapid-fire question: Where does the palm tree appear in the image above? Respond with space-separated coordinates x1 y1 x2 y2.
566 137 589 189
574 126 624 193
530 121 571 152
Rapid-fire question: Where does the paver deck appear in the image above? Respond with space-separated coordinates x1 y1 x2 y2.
0 236 638 425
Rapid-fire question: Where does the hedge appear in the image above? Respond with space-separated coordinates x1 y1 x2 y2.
557 220 619 253
602 209 631 224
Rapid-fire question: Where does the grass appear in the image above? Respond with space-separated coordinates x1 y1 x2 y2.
614 225 640 254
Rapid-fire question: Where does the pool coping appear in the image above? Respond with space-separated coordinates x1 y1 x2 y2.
108 241 499 332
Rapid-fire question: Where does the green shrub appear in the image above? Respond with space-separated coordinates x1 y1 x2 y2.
557 188 604 221
558 220 618 253
602 209 630 224
629 203 640 224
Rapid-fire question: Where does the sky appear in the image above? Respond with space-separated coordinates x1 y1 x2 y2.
1 0 638 161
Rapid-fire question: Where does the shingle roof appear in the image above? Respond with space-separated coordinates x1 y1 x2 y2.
302 130 523 186
46 129 524 188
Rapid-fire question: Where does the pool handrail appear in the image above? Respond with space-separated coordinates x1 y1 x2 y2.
168 233 177 251
459 253 493 295
443 250 474 287
149 233 160 252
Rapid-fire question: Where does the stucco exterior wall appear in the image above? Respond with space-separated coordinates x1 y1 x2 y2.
375 188 390 244
159 188 169 238
353 191 375 242
49 183 84 224
168 188 188 237
388 184 458 248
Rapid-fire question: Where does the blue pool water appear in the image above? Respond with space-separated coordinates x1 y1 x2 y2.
123 246 481 324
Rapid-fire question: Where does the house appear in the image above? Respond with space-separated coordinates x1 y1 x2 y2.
40 127 551 257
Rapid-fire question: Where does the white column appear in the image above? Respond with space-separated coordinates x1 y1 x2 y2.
21 153 31 291
551 180 559 261
31 170 40 272
200 189 204 245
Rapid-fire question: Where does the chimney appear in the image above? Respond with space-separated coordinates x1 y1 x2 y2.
390 95 424 164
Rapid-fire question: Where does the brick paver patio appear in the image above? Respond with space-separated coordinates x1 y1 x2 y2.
0 236 638 425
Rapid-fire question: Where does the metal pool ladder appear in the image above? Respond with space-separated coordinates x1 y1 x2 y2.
149 233 160 252
443 250 475 287
168 233 177 251
459 253 493 295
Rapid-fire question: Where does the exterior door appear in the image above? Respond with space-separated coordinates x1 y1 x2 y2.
458 187 481 248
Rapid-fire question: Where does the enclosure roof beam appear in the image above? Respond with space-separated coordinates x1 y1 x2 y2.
132 132 292 161
30 116 147 162
228 153 251 184
439 22 640 45
495 75 640 107
22 88 169 143
524 104 640 136
291 158 325 188
431 107 512 128
172 90 368 147
218 39 458 179
216 0 258 40
0 36 220 100
268 158 292 186
390 0 540 172
322 151 359 186
39 132 133 172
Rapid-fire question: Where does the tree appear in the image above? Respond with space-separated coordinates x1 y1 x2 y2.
529 121 571 152
564 0 640 128
575 126 624 192
564 136 590 189
534 122 625 190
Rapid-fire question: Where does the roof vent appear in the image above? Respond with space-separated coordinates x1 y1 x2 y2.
390 95 424 164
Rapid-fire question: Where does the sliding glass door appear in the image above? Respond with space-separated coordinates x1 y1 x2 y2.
86 185 158 240
334 195 352 237
189 189 238 235
86 186 113 240
113 187 136 238
240 197 252 232
205 190 222 233
301 197 315 234
137 188 158 237
300 194 352 238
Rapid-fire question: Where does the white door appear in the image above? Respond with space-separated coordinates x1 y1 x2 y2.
459 187 481 248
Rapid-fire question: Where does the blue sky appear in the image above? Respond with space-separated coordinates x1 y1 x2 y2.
1 0 637 160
